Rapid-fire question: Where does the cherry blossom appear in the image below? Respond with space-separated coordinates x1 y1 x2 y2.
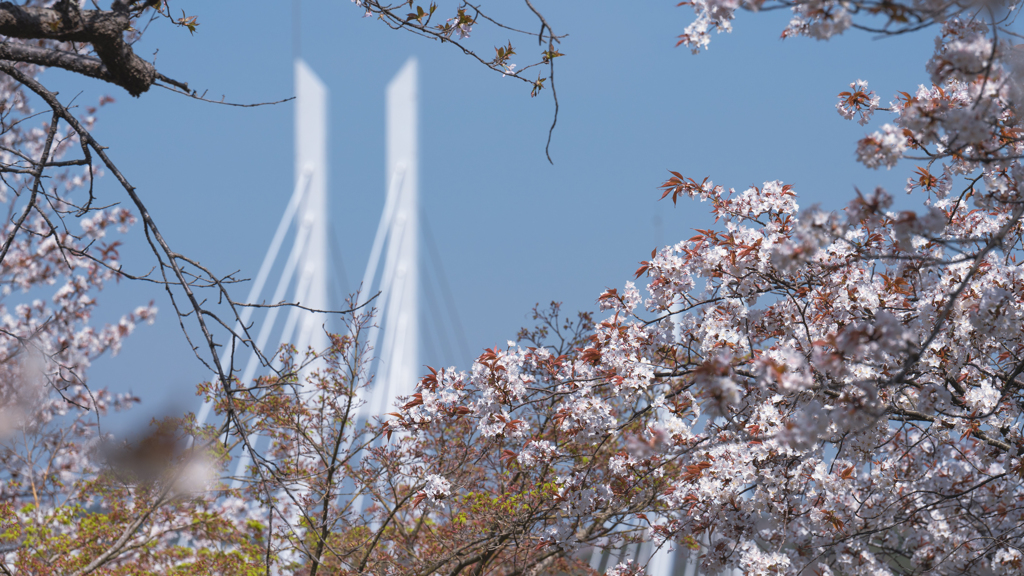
836 79 880 126
381 3 1024 573
5 0 1024 574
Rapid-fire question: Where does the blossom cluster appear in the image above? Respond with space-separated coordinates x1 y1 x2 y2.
389 5 1024 573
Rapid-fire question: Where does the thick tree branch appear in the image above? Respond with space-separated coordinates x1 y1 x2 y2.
0 1 171 96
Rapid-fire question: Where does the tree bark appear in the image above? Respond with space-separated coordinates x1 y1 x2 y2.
0 1 158 96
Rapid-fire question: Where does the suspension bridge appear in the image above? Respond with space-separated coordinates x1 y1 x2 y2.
194 57 720 576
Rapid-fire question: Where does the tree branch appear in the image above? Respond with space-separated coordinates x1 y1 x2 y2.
0 1 166 96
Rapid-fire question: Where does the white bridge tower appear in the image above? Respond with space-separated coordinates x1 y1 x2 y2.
195 58 419 476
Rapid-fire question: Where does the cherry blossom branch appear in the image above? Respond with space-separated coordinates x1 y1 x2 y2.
67 482 176 576
0 112 58 266
0 64 306 541
523 0 559 163
355 0 564 160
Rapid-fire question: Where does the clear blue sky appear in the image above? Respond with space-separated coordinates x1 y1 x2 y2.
43 1 937 432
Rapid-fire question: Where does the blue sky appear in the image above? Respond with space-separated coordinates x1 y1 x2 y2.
43 1 940 431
